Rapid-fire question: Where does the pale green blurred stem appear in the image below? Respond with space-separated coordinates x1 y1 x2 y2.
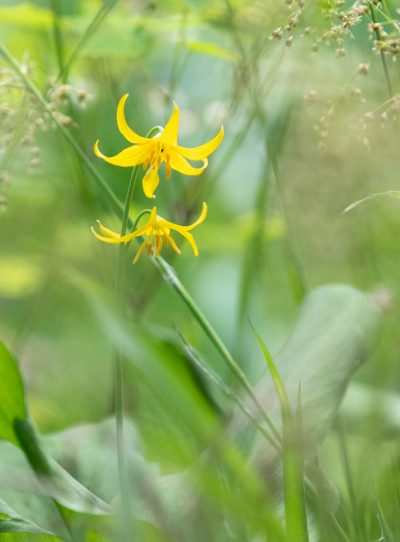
56 0 118 83
0 43 124 213
153 256 281 449
368 1 393 98
0 43 280 449
114 126 160 524
50 0 65 78
113 166 139 524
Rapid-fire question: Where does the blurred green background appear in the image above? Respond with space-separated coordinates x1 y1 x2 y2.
1 0 400 539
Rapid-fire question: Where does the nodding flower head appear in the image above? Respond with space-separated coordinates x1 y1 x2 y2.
92 203 208 263
94 94 223 199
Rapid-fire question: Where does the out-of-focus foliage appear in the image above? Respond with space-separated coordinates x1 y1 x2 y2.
1 0 400 540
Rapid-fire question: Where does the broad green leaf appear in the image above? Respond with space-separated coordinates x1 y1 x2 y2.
0 498 60 540
233 285 383 465
14 419 113 517
0 342 111 517
340 382 400 438
0 343 27 446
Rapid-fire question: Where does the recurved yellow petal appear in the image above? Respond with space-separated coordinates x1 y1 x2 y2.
161 102 180 146
169 152 208 176
142 167 160 199
133 239 147 263
186 202 208 231
117 94 149 144
172 227 199 256
95 220 120 238
176 126 224 161
94 140 152 167
166 235 181 255
91 224 145 244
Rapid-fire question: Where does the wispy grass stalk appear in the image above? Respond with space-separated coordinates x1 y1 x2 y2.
252 324 309 542
50 0 65 77
56 0 119 83
0 42 280 452
368 1 394 99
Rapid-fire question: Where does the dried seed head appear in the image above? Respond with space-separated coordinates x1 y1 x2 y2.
351 87 362 97
35 117 45 129
272 27 283 39
0 103 11 117
335 47 346 57
305 90 318 102
29 157 41 169
357 63 369 75
54 112 73 126
0 171 11 185
77 89 88 102
286 36 294 47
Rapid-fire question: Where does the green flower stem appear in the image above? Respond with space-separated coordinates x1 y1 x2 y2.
153 256 281 449
56 0 118 83
0 45 279 450
132 209 151 232
114 126 160 527
113 166 139 528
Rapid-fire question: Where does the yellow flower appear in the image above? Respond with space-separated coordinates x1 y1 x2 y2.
92 203 208 263
94 94 224 199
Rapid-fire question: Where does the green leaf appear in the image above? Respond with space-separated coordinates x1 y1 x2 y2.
0 342 27 446
0 342 111 517
234 285 383 464
252 325 309 542
0 4 52 30
14 419 113 517
186 39 238 62
0 498 60 540
340 382 400 438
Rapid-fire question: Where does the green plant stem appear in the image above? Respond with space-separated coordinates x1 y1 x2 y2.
113 166 139 528
153 256 281 448
56 0 119 83
369 1 393 99
50 0 65 77
0 42 123 214
0 44 279 451
113 126 159 528
177 329 280 450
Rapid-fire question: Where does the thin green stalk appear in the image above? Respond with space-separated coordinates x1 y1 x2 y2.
56 0 119 83
224 0 306 304
369 1 393 98
0 42 123 213
153 256 281 448
0 44 280 452
337 420 365 542
50 0 65 77
252 325 309 542
113 166 139 527
177 329 280 450
113 126 159 528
